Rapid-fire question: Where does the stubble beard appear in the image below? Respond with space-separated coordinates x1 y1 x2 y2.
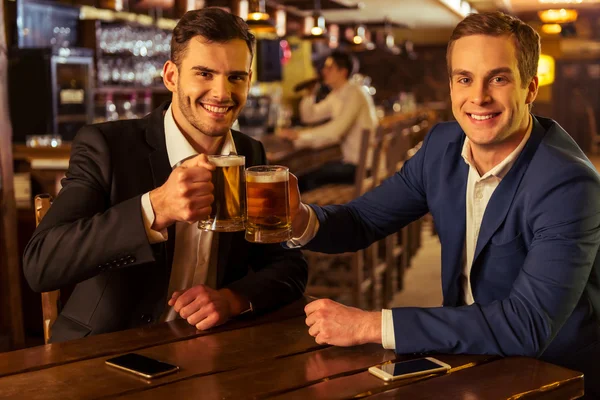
177 88 234 138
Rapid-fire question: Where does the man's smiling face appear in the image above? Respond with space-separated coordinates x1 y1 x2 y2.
449 34 537 148
169 36 252 138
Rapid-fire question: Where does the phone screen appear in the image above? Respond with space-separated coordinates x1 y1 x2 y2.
381 358 445 377
105 353 179 378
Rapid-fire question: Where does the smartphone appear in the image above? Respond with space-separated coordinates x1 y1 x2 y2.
368 357 451 381
105 353 180 379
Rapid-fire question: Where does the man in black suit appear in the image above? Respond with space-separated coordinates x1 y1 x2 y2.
23 8 307 343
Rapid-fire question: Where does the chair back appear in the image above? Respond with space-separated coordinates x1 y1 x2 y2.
378 125 412 182
34 194 60 344
353 127 383 197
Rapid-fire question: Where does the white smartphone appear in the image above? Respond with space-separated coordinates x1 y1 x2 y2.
368 357 451 381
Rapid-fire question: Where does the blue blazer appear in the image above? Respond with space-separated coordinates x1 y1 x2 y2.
305 116 600 393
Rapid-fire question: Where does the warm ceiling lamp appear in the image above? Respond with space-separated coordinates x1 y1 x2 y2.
245 0 275 32
304 0 328 41
384 19 401 55
541 23 562 34
538 54 555 86
353 25 366 45
275 8 286 37
538 9 578 24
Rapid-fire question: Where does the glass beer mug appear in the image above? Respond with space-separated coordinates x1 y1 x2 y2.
198 155 246 232
245 165 292 243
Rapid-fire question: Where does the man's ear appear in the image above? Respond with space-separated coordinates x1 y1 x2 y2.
163 60 178 93
526 75 539 105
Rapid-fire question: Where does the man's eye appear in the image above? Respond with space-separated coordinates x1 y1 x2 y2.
458 77 470 84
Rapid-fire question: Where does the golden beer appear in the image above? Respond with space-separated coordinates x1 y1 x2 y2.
245 166 292 243
199 155 246 232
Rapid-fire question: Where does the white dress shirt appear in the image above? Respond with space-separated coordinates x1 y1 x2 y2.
294 117 533 350
140 105 237 322
461 117 532 305
295 81 378 166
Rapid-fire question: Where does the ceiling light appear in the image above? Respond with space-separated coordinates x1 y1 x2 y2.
383 19 401 55
541 23 562 34
245 0 274 32
275 9 286 37
538 9 578 24
538 54 555 86
304 0 328 41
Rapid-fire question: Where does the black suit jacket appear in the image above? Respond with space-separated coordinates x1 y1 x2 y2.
23 102 307 343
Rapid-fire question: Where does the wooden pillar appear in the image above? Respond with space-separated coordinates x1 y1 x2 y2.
0 0 25 350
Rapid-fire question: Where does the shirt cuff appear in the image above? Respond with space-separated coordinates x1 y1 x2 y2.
141 192 168 244
382 309 396 350
286 205 319 248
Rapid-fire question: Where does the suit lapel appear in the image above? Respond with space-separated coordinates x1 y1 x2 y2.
146 101 172 190
473 116 546 263
441 136 469 306
145 101 176 278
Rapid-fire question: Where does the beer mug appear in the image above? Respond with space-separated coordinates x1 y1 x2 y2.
245 165 292 243
198 155 246 232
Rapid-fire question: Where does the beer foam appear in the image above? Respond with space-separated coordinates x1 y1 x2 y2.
247 171 288 183
208 156 245 167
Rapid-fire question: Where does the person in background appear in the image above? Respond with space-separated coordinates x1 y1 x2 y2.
286 11 600 398
279 51 378 192
23 8 307 343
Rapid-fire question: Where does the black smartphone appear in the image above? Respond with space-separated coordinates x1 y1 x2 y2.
368 357 451 381
105 353 180 379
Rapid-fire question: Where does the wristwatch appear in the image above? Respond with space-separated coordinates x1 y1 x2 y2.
240 301 254 315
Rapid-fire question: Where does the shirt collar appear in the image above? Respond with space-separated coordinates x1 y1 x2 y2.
164 104 237 168
461 115 532 180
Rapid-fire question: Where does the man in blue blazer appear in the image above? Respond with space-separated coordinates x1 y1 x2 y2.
287 11 600 397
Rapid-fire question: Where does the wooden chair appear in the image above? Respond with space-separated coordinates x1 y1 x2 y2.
301 128 374 206
303 127 385 309
372 125 413 307
34 194 60 344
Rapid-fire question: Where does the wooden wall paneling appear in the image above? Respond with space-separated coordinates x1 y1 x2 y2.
0 0 25 350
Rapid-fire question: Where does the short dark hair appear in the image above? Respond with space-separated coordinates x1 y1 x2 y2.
447 11 540 88
171 8 256 67
329 50 358 79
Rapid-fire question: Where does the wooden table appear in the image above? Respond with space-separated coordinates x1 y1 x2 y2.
0 298 584 399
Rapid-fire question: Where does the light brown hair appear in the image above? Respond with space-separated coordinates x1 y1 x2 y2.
171 8 256 68
447 12 540 88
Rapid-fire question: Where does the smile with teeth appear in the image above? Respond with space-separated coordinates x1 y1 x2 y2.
468 113 500 121
201 103 232 114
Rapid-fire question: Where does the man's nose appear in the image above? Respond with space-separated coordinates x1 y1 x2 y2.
469 81 492 106
209 76 232 103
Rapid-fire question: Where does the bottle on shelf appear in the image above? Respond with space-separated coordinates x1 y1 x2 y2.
105 93 119 121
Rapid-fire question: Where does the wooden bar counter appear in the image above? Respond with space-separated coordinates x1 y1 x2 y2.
0 298 584 399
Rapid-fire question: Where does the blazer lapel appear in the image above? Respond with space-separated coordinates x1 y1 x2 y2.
440 136 469 306
473 116 546 262
146 101 172 189
145 101 176 278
